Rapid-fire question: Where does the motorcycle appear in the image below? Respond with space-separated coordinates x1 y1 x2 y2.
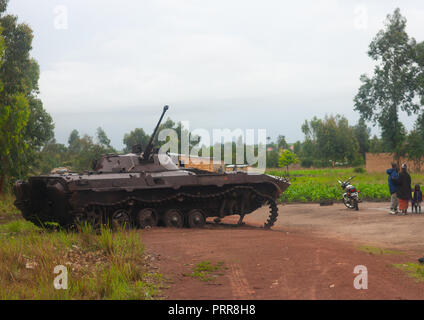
338 176 360 210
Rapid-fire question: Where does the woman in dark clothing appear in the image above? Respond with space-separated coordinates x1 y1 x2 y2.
397 163 412 215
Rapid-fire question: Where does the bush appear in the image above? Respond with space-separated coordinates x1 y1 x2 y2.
354 167 366 174
312 160 328 168
301 159 313 168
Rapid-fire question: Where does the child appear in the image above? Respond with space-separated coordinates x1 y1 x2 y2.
412 184 423 214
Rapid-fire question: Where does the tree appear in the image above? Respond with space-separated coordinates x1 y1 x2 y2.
37 139 68 174
123 128 150 153
301 115 361 167
123 117 201 155
278 149 299 175
96 127 111 148
0 1 54 193
68 129 82 154
354 8 421 158
405 111 424 171
292 141 302 155
17 96 54 175
353 118 370 160
266 149 279 168
65 132 116 172
0 13 8 192
413 41 424 104
276 135 288 151
405 130 424 171
369 135 384 153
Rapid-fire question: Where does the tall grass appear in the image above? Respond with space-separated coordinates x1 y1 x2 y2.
0 194 19 219
0 219 162 299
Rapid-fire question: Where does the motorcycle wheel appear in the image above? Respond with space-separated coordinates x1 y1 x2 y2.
343 197 355 209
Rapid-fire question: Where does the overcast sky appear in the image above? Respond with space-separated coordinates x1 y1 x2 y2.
7 0 424 149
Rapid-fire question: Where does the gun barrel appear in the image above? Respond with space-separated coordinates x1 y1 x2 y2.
143 105 169 160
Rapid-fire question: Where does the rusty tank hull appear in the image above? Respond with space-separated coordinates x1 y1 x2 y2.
13 106 290 229
14 169 289 229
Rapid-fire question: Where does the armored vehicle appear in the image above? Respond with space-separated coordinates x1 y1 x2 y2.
14 106 290 229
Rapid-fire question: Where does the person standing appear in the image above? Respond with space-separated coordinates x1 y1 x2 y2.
397 163 412 215
412 184 423 213
387 163 399 214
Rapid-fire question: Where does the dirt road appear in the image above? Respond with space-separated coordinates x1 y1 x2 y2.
143 202 424 299
246 202 424 251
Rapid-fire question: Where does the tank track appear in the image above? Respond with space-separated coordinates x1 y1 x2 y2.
73 185 279 230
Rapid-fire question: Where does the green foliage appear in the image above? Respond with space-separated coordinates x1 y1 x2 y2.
405 129 424 170
276 135 288 150
0 194 19 218
36 139 68 174
36 129 117 174
266 149 279 168
266 167 424 203
123 128 150 153
278 149 299 175
300 158 313 168
123 118 201 156
354 167 366 174
353 118 370 160
70 134 116 172
96 127 111 148
415 41 424 104
0 2 54 193
0 220 38 233
369 135 385 153
354 8 422 157
299 114 362 167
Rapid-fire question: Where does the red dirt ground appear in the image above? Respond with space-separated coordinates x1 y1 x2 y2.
142 202 424 300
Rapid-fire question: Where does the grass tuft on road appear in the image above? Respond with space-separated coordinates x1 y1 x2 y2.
358 245 403 255
394 263 424 282
183 261 225 282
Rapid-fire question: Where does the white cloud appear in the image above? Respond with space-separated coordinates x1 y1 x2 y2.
9 0 424 148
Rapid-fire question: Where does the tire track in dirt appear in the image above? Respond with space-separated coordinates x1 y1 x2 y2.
228 263 255 299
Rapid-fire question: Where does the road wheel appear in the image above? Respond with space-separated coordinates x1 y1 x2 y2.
164 209 184 228
187 209 206 228
111 209 131 229
85 205 104 230
136 208 158 228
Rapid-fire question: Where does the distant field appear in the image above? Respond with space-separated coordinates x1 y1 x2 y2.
267 168 424 203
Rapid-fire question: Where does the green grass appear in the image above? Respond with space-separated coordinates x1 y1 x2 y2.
0 194 20 219
183 261 225 282
394 263 424 282
0 216 162 299
0 220 39 233
267 167 424 203
358 245 404 255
